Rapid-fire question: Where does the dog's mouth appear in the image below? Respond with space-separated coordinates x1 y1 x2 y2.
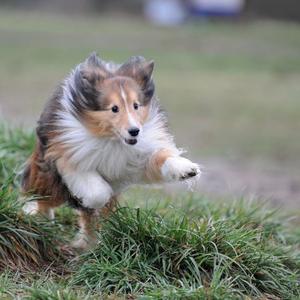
125 138 137 145
114 130 138 146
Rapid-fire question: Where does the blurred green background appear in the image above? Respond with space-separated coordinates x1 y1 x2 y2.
0 2 299 208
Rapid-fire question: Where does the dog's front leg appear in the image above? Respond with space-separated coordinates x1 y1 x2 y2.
146 149 201 183
66 176 114 251
57 159 113 250
61 171 113 250
62 170 113 209
56 159 113 209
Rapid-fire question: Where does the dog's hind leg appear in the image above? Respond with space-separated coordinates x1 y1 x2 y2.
22 145 66 220
37 198 64 219
23 197 64 220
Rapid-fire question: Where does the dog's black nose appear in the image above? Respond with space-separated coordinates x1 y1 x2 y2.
128 127 140 137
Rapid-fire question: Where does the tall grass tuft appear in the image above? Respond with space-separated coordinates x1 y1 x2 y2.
0 125 66 270
72 204 300 299
0 162 67 271
0 173 66 271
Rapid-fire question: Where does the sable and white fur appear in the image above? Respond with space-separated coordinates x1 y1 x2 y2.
22 53 200 249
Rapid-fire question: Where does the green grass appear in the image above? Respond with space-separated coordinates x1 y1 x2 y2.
0 172 65 271
0 124 34 184
0 125 66 271
0 125 299 299
1 9 300 164
71 205 300 299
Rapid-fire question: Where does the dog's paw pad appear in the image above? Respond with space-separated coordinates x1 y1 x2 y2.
180 166 199 180
180 168 198 180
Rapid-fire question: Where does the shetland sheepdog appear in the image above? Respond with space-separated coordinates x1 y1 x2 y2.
22 53 201 249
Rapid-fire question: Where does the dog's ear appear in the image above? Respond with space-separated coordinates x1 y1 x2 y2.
117 56 155 105
74 53 110 108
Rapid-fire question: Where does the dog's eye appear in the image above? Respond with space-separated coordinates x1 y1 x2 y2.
111 105 119 113
133 103 139 110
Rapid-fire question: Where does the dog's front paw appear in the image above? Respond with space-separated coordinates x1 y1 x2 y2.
161 156 200 182
65 172 113 209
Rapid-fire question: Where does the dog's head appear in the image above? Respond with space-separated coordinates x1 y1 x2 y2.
72 53 155 145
